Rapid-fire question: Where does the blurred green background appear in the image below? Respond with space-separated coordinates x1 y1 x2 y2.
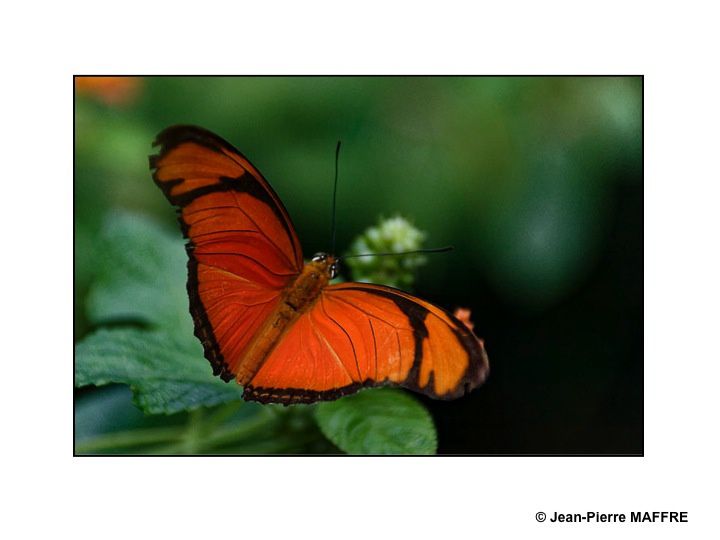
75 76 642 454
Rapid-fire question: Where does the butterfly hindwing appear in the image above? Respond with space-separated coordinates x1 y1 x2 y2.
244 282 489 404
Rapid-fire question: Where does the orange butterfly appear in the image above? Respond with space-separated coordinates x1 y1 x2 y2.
150 126 489 404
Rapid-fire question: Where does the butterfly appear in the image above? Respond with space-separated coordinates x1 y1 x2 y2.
150 125 489 404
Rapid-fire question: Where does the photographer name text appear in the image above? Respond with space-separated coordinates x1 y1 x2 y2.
546 511 687 523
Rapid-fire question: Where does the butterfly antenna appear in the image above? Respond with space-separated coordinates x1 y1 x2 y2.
331 140 341 255
340 246 454 261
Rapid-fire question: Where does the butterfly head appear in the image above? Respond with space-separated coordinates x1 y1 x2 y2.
311 252 339 279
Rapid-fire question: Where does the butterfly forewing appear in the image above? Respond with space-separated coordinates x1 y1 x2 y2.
150 125 303 381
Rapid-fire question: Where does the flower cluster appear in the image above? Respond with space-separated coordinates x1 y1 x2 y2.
345 215 427 290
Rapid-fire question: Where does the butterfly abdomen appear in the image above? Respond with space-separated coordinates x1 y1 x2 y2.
231 258 333 384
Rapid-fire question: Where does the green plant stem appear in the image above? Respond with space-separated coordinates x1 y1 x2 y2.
202 409 277 450
202 400 244 432
75 403 322 455
210 436 320 454
75 426 185 453
143 410 283 454
181 407 205 454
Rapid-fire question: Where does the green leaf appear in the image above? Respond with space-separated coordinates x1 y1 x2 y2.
315 389 437 455
75 328 243 415
85 211 193 340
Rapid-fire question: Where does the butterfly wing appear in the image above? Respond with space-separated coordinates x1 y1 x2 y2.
150 125 303 381
244 282 489 404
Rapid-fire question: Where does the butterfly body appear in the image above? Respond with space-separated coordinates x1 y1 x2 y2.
232 255 335 385
151 125 488 405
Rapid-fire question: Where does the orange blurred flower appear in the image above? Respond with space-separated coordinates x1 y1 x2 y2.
453 307 486 349
453 307 475 332
75 76 142 106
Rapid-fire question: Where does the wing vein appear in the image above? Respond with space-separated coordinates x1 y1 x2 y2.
184 204 242 217
191 228 259 240
195 263 277 287
395 330 404 380
212 303 270 356
229 189 297 271
195 251 296 277
329 287 463 336
219 150 299 263
320 295 362 382
309 311 355 384
325 293 405 330
202 295 278 314
369 319 378 381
